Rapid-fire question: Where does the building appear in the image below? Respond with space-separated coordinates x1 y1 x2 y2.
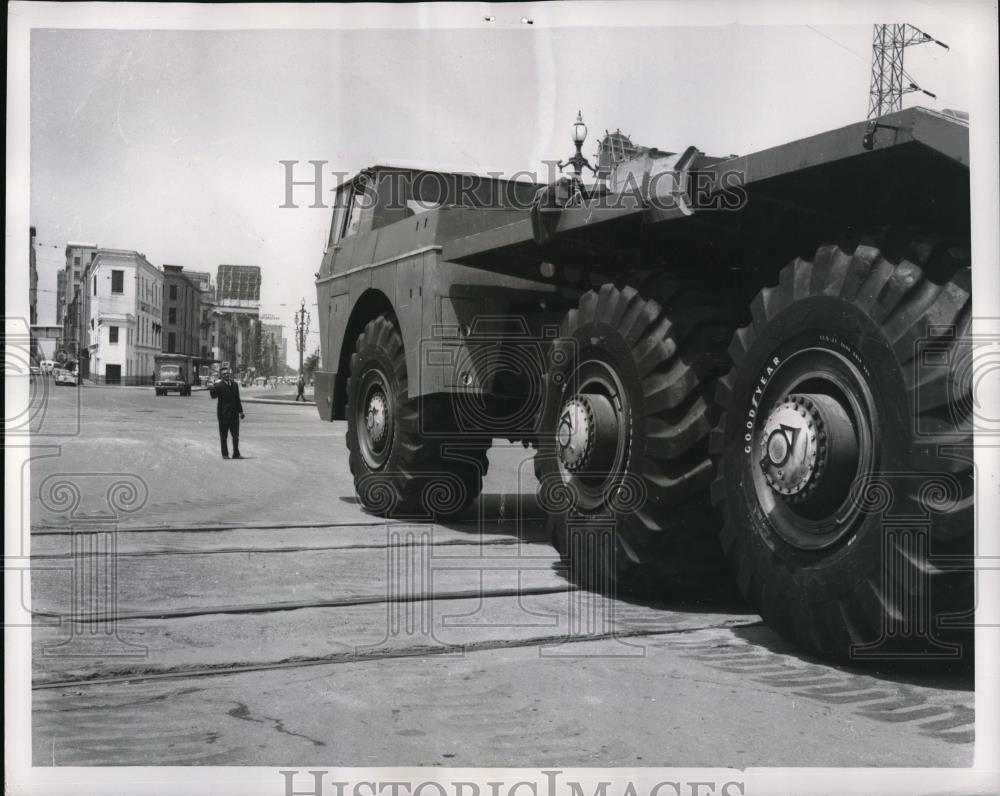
161 265 203 357
214 265 261 375
216 265 261 305
55 270 66 325
186 270 213 294
85 249 163 385
214 306 259 373
29 227 38 326
260 315 287 377
60 243 99 359
29 227 48 362
186 270 217 362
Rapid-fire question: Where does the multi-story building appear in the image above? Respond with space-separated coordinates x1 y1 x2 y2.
161 265 203 357
260 315 286 377
186 270 216 362
85 249 162 385
214 265 261 374
29 227 38 326
61 243 99 358
55 270 66 325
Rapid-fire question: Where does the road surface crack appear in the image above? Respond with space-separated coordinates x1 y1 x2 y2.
227 700 326 746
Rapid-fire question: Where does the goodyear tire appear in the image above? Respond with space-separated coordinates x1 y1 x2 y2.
712 234 973 660
535 279 736 596
346 314 489 519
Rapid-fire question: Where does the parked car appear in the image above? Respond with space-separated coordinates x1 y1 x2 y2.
53 367 79 386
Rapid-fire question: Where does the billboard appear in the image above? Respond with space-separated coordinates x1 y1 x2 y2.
215 264 261 303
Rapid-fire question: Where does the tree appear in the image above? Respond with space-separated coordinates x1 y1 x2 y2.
303 349 320 378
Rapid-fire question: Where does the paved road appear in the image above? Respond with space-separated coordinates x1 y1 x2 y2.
22 382 974 767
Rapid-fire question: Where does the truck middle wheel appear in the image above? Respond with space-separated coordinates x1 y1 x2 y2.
534 278 736 596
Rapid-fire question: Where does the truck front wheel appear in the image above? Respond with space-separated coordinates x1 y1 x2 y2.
346 314 489 518
712 234 973 660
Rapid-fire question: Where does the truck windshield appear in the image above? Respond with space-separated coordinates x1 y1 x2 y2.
160 365 180 377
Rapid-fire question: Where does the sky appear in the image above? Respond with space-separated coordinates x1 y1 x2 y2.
27 12 974 367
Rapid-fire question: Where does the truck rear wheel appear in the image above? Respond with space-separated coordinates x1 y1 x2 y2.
712 234 973 660
535 280 735 595
346 314 489 518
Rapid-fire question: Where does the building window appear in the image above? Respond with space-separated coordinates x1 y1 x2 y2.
168 307 177 324
111 270 124 293
168 332 176 353
169 285 178 300
74 256 81 268
93 276 97 295
109 326 119 344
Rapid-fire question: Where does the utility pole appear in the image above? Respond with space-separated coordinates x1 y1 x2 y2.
867 24 948 120
294 298 310 376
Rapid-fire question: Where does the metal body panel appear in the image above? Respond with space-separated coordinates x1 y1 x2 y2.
444 107 969 276
314 111 969 420
314 170 567 420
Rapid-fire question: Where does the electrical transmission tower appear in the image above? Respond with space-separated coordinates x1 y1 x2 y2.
867 24 949 119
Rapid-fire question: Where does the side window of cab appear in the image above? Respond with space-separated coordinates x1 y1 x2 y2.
336 175 375 242
328 184 350 248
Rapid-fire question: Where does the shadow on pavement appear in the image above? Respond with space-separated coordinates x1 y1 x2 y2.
336 492 548 543
729 622 975 687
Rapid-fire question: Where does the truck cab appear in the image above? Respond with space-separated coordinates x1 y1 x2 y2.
154 354 193 396
314 164 566 424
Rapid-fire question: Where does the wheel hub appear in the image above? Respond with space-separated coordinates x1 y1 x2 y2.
557 393 619 474
759 392 859 507
365 391 388 445
557 397 592 471
759 397 821 499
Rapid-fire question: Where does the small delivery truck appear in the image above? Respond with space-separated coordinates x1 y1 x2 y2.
154 354 194 396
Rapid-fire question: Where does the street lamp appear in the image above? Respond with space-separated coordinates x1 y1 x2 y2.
294 298 311 376
557 110 596 178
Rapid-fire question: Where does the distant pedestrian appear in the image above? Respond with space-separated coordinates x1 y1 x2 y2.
295 373 307 402
209 367 245 459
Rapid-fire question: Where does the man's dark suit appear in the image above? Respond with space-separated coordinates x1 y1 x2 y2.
209 378 244 457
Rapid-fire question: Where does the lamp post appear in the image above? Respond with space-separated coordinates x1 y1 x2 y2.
557 110 596 178
294 298 311 376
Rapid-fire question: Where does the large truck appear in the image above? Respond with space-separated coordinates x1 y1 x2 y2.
154 354 195 396
313 107 973 660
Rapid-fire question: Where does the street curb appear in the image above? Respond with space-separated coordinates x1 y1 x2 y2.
242 398 316 406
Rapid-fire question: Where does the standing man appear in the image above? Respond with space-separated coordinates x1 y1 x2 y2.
209 367 245 459
295 373 306 402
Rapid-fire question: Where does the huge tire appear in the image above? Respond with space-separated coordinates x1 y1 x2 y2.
712 233 973 660
346 314 490 519
535 279 737 596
